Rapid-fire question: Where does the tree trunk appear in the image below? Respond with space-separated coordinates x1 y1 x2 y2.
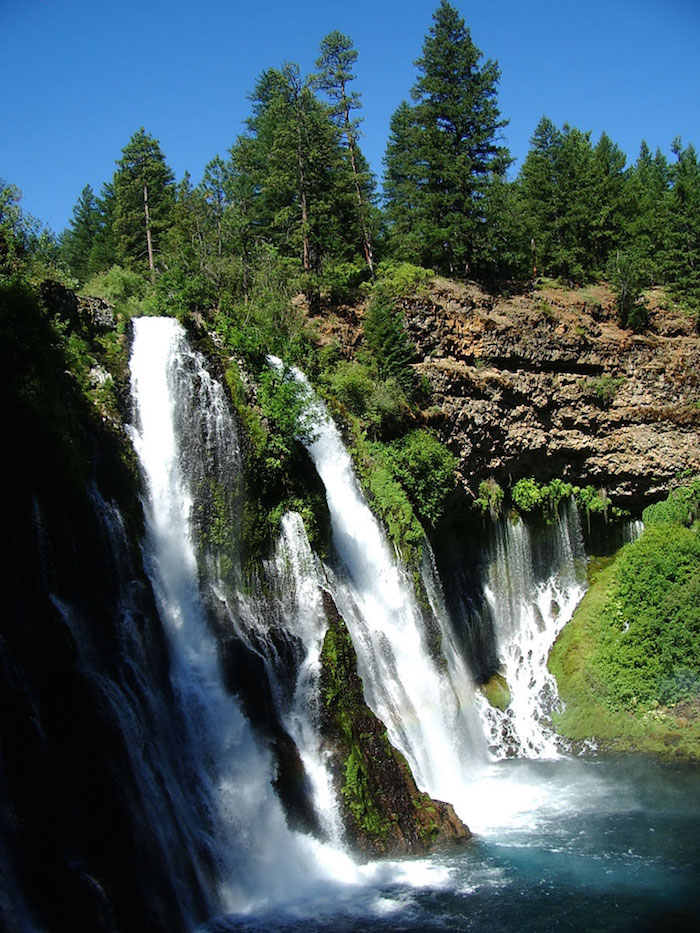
343 91 374 273
143 184 155 284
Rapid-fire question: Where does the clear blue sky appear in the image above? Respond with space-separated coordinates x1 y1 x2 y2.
2 0 699 233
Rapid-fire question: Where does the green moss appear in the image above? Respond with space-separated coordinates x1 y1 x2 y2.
549 554 700 759
341 745 392 839
481 672 511 711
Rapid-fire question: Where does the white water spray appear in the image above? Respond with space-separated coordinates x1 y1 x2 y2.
129 318 344 912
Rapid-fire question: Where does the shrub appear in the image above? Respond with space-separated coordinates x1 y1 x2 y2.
373 260 434 297
643 476 700 528
327 361 375 416
595 523 700 711
511 477 543 512
387 429 457 528
475 478 504 518
362 291 416 393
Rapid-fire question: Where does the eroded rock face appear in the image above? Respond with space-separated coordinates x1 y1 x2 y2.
319 590 470 858
403 280 700 505
310 280 700 507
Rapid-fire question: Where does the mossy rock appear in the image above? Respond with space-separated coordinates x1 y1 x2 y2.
481 672 511 711
319 590 470 857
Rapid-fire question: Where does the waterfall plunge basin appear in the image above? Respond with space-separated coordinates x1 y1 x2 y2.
200 754 700 932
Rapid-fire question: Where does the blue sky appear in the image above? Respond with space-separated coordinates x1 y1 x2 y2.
2 0 699 233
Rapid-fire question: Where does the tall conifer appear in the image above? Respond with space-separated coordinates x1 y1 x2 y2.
383 1 510 276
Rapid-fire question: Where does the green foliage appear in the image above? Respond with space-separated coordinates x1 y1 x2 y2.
508 476 610 526
256 367 316 475
362 289 416 393
373 260 434 297
595 524 700 711
551 477 700 756
60 184 102 284
314 31 376 272
511 477 544 512
643 475 700 527
354 435 425 564
382 1 511 277
386 429 457 528
322 259 371 303
608 250 649 331
519 119 629 282
326 360 375 415
112 127 175 279
549 559 700 758
584 374 626 406
82 264 157 317
475 478 505 518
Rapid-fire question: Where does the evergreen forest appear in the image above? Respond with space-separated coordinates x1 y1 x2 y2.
3 1 699 325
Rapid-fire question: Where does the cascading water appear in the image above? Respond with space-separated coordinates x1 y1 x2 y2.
128 318 340 913
269 359 487 822
240 510 345 845
478 505 587 758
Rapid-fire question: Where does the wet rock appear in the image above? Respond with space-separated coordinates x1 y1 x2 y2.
319 589 471 858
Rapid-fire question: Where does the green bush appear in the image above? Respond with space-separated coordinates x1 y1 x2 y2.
511 477 544 512
362 291 416 393
327 361 375 416
586 375 626 406
373 260 434 297
595 523 700 711
83 264 146 307
387 429 457 528
643 476 700 528
475 477 504 518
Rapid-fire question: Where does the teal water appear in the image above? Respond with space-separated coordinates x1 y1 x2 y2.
202 755 700 932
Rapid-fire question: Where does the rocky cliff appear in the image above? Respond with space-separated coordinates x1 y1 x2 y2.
312 279 700 507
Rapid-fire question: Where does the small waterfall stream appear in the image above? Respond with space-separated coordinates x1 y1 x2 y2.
479 506 588 758
269 359 487 822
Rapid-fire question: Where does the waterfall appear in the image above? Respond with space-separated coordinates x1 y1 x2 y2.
230 510 345 845
269 359 486 822
478 504 587 758
128 318 338 913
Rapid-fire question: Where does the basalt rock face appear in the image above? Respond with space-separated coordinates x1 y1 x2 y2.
311 280 700 508
319 590 470 858
403 280 700 506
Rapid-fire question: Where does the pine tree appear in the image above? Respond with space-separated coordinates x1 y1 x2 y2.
383 101 425 264
315 31 376 271
626 142 670 285
664 138 700 313
383 1 510 277
589 131 628 274
85 182 117 279
517 116 563 278
60 184 101 283
238 64 355 310
112 128 174 282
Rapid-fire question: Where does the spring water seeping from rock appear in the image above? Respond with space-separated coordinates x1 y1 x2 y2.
478 504 588 758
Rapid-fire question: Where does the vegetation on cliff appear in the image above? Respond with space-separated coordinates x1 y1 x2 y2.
549 477 700 758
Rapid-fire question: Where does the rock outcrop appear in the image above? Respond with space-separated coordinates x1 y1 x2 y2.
310 279 700 507
319 590 470 857
405 280 699 505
